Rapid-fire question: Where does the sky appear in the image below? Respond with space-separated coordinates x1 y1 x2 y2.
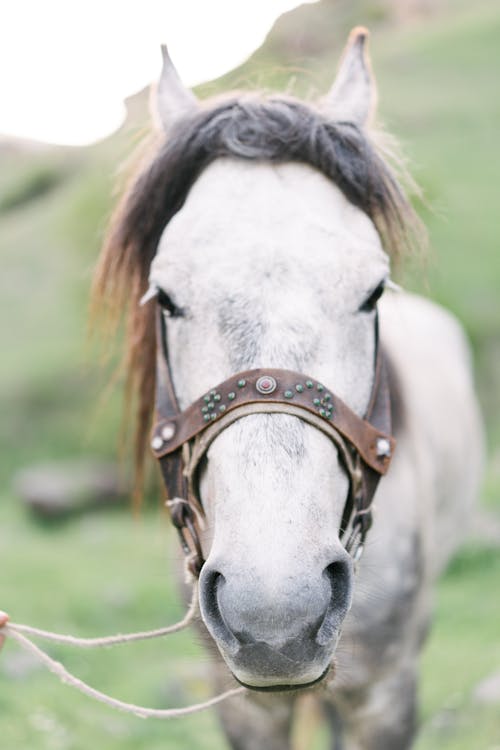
0 0 314 146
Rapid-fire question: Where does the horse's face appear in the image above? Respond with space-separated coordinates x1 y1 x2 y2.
149 157 389 688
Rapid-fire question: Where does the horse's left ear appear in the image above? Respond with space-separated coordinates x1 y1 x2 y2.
321 27 377 127
152 44 198 131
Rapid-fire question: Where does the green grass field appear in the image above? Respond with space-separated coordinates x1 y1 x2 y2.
1 2 499 748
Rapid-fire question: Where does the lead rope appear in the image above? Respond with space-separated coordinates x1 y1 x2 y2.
0 580 246 719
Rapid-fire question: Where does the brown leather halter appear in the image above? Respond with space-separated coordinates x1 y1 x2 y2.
150 308 395 576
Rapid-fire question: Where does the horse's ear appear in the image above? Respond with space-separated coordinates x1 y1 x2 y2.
321 27 377 127
152 44 198 131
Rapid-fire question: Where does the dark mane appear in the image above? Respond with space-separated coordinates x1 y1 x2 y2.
93 94 421 500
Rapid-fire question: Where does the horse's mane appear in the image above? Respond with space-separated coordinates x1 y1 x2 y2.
92 94 422 499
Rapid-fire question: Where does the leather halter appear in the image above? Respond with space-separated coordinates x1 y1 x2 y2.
150 308 395 576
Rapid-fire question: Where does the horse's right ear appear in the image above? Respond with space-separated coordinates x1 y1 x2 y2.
151 45 198 131
321 27 377 127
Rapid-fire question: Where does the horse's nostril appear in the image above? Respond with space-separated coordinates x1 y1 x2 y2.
199 567 240 654
202 568 223 621
326 560 352 604
316 558 353 646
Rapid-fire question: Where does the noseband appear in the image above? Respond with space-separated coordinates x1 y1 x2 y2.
150 309 395 576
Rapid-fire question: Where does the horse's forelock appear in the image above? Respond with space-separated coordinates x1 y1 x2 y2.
92 94 423 501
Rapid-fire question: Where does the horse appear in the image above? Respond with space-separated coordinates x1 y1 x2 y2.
93 27 484 750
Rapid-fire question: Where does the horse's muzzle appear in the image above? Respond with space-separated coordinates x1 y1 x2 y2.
199 555 353 688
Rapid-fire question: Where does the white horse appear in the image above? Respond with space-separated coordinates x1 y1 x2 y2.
95 28 483 750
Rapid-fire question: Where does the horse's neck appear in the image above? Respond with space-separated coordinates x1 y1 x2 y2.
378 290 483 573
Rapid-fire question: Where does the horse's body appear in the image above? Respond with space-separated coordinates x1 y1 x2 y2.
96 29 483 750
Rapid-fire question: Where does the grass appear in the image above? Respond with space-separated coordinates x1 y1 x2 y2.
416 545 500 750
0 502 224 750
1 1 500 748
415 546 500 749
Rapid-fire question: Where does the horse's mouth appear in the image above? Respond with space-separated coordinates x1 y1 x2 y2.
232 665 331 693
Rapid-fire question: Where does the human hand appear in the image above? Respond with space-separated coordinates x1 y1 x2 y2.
0 610 9 650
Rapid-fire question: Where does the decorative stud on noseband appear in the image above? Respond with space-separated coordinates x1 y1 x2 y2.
256 375 277 394
201 391 223 421
151 423 176 451
161 423 176 441
312 387 333 420
376 437 392 458
151 436 164 451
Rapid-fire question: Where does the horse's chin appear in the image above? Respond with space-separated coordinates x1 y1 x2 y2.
211 629 339 694
232 665 332 693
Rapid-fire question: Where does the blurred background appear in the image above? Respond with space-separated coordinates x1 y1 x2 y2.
1 1 499 748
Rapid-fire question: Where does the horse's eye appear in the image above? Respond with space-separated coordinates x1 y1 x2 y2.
158 289 184 318
359 281 385 313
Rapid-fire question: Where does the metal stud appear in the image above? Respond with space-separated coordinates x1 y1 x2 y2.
219 404 226 412
237 379 246 388
376 437 392 458
161 423 175 441
313 398 321 406
203 395 210 403
201 406 208 414
353 544 364 564
324 394 331 401
317 384 324 392
256 375 277 394
151 436 163 451
207 401 215 410
306 380 314 389
210 413 217 420
228 392 236 401
214 393 221 402
203 414 210 422
319 408 326 416
295 384 304 393
284 390 293 399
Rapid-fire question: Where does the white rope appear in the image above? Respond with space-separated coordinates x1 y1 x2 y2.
6 582 199 647
0 583 247 719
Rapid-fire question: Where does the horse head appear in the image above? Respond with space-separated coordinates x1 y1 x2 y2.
95 29 416 691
